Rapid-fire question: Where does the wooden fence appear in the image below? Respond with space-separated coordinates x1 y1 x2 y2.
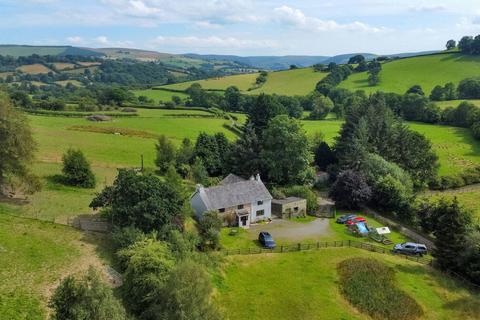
222 239 433 265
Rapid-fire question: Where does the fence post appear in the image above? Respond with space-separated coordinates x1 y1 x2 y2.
298 243 301 251
348 239 351 247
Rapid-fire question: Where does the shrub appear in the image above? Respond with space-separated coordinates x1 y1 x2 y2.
330 170 372 209
337 258 423 320
62 149 96 188
49 267 126 320
197 211 222 251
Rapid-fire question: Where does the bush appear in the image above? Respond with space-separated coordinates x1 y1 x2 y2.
330 170 372 209
111 226 147 250
62 149 96 188
49 267 126 320
197 211 222 251
337 258 423 320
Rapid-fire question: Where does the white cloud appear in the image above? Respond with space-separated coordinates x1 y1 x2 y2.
66 36 85 45
273 5 388 33
150 35 278 50
408 4 447 13
94 36 134 47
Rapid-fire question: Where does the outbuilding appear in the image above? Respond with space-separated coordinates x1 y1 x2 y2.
271 197 307 219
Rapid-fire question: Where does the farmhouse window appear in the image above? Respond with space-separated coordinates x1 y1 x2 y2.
219 208 225 213
238 204 244 209
256 210 265 216
294 207 299 212
257 200 263 205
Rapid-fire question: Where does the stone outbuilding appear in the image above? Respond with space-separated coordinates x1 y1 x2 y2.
271 197 307 219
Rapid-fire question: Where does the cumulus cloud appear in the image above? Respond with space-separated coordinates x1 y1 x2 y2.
150 35 278 49
94 36 134 47
273 5 388 33
66 36 85 45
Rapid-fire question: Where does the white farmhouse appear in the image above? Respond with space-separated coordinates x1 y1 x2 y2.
190 174 272 228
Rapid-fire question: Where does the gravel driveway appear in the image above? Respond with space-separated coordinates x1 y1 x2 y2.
247 218 333 242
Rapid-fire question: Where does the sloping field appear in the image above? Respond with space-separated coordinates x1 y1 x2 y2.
54 80 83 87
132 89 189 103
436 99 480 109
0 210 110 319
339 53 480 95
0 46 66 57
52 62 76 70
159 72 259 91
218 249 479 320
248 68 328 96
16 64 52 74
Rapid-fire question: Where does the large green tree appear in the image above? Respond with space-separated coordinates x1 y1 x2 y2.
90 169 185 233
155 135 176 175
261 115 313 185
0 92 39 194
246 94 286 136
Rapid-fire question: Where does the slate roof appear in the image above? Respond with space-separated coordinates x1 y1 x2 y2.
200 179 272 210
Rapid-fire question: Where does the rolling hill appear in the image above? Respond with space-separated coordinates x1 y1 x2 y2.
0 45 103 57
339 52 480 95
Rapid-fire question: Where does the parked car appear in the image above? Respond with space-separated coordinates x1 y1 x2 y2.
258 231 276 249
392 242 428 256
345 217 367 225
336 214 356 224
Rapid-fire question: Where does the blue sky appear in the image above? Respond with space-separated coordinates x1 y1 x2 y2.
1 0 480 56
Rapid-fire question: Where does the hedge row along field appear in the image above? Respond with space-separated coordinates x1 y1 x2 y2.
337 257 423 320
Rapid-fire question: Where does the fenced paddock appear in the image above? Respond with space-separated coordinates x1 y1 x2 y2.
223 239 433 265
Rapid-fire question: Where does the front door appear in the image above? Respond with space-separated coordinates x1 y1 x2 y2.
241 216 248 226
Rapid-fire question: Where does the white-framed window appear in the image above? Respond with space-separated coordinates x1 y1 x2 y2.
238 204 244 209
257 200 263 205
256 209 265 216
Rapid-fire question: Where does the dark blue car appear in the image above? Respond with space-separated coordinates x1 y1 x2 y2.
336 214 356 224
258 231 276 249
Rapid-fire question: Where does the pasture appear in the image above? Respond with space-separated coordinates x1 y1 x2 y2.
436 100 480 109
217 249 479 320
248 67 328 96
0 210 109 320
5 109 480 222
159 72 259 91
339 53 480 95
424 187 480 223
16 64 52 74
51 62 76 71
132 89 189 103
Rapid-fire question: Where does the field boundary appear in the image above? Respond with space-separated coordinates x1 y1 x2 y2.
222 239 433 265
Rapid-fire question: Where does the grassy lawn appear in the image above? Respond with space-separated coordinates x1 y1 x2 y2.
0 209 111 319
131 89 189 103
217 248 480 320
339 53 480 95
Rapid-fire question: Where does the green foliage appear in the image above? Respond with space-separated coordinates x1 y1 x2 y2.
458 78 480 99
316 64 352 95
194 132 230 176
111 226 148 250
246 93 286 136
191 157 209 186
261 115 314 185
431 198 471 272
155 135 176 174
367 60 382 86
406 84 424 96
197 211 223 251
90 169 185 233
118 239 175 315
145 260 222 320
313 141 337 170
337 257 423 320
308 95 334 120
62 148 96 188
330 170 372 209
225 124 263 178
0 92 40 194
446 39 457 50
49 267 126 320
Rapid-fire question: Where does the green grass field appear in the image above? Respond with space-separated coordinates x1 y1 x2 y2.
0 209 108 319
132 89 189 103
217 249 479 320
423 188 480 223
160 72 259 92
0 46 66 57
339 53 480 95
248 68 328 96
436 100 480 109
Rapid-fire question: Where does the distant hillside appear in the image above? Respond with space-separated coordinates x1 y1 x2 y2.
339 52 480 95
184 54 329 71
0 45 104 57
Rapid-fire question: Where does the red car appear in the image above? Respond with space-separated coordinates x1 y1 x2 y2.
345 217 367 225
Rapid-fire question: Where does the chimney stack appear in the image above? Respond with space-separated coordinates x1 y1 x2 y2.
255 173 261 182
